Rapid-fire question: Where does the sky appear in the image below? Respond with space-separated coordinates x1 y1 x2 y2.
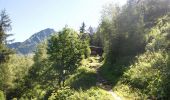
0 0 127 42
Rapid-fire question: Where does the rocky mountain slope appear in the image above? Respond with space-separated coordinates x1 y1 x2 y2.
8 28 55 54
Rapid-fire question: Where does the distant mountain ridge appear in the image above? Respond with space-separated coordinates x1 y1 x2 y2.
8 28 56 54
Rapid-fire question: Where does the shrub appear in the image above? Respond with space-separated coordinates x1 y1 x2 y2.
0 90 5 100
20 85 46 100
48 87 74 100
69 87 113 100
114 51 170 99
48 87 113 100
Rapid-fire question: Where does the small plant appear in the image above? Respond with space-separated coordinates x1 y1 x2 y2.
0 90 5 100
114 51 170 99
48 87 74 100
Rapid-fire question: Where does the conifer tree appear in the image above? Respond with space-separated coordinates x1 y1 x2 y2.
0 9 13 94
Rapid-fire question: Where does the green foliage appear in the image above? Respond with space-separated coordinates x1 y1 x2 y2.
99 63 126 85
146 14 170 51
98 3 143 63
114 51 170 99
114 83 147 100
79 22 91 58
0 54 33 99
20 85 46 100
97 0 170 99
94 4 118 48
82 41 91 58
90 31 104 47
0 63 13 92
47 28 86 86
9 55 33 84
0 90 5 100
5 55 33 99
85 46 91 58
7 36 91 99
79 22 86 34
69 87 113 100
27 42 55 86
34 42 48 64
0 9 13 63
48 57 110 100
0 9 12 44
48 87 74 100
65 57 98 90
0 10 13 94
1 0 170 99
98 0 170 63
67 66 97 90
142 0 170 23
48 87 113 100
12 42 54 99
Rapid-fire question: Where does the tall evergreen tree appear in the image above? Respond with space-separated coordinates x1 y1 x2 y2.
79 22 86 33
0 10 12 63
0 9 13 94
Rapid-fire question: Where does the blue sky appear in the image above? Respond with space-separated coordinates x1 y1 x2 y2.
0 0 127 42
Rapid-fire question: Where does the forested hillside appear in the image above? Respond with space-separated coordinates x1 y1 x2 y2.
0 0 170 100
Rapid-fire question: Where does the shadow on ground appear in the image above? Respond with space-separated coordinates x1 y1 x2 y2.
98 56 136 87
69 70 97 90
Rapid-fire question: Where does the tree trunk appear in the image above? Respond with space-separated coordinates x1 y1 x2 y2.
62 80 65 87
58 77 62 87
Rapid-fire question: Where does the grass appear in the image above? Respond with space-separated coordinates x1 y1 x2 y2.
0 91 5 100
67 66 97 90
66 57 98 90
110 51 170 99
113 82 147 100
51 57 114 100
48 86 114 100
69 87 114 100
99 62 127 86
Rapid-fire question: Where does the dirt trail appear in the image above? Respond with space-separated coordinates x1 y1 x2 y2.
96 68 122 100
109 89 122 100
90 57 122 100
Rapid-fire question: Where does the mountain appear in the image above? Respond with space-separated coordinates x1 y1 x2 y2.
8 28 55 54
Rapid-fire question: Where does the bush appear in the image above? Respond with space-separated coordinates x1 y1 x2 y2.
0 90 5 100
20 85 46 100
114 83 147 100
114 51 170 99
69 87 113 100
48 87 113 100
48 87 74 100
84 44 91 58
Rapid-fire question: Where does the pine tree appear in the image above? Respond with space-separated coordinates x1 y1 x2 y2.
79 22 86 33
0 9 13 94
0 10 13 63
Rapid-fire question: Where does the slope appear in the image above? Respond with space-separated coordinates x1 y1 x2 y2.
8 28 55 54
